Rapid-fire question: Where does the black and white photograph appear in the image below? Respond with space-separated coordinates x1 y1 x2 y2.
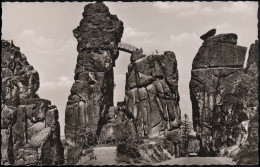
1 1 259 165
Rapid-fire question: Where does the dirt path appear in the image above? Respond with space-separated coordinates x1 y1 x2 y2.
93 146 117 165
158 157 235 165
77 146 117 165
78 146 235 165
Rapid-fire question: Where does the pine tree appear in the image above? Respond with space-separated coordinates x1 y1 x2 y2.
181 113 192 154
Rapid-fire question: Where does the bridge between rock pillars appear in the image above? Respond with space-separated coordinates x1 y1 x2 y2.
118 42 139 54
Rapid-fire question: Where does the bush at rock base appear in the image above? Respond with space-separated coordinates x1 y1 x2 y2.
67 145 82 164
98 136 116 145
161 139 174 156
86 133 97 148
165 130 181 143
116 142 141 159
234 146 258 164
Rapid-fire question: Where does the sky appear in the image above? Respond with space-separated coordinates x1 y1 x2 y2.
2 1 258 136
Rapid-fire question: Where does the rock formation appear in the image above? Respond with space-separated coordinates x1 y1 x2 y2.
64 2 123 161
189 30 250 155
200 28 216 40
233 40 259 164
65 2 183 162
99 51 182 157
99 102 135 144
124 51 182 137
98 50 181 157
1 40 64 165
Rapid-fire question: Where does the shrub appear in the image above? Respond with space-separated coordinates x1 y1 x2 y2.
179 149 186 157
106 136 116 145
114 122 134 143
154 144 163 153
116 154 131 164
165 131 181 143
147 144 154 149
198 146 209 157
132 135 145 144
161 139 174 156
235 147 259 164
83 133 96 148
223 149 229 156
187 140 200 153
152 146 162 160
114 122 143 162
67 145 82 164
98 136 116 145
87 134 96 146
117 142 141 159
152 146 169 161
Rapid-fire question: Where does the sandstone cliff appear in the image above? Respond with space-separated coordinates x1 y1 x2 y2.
64 2 123 162
189 30 249 155
1 40 64 165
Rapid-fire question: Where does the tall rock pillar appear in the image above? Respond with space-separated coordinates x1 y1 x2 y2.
64 2 123 152
124 51 182 138
189 30 249 155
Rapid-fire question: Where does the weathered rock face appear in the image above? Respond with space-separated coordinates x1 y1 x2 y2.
1 40 64 165
189 31 250 155
124 51 182 138
233 40 259 164
98 51 182 159
192 33 243 69
246 40 259 74
99 102 135 143
64 1 123 151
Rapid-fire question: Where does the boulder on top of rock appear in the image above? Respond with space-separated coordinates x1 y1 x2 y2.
208 33 238 45
200 29 237 45
200 28 216 40
192 32 246 69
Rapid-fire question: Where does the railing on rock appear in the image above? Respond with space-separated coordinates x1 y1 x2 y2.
141 51 165 55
